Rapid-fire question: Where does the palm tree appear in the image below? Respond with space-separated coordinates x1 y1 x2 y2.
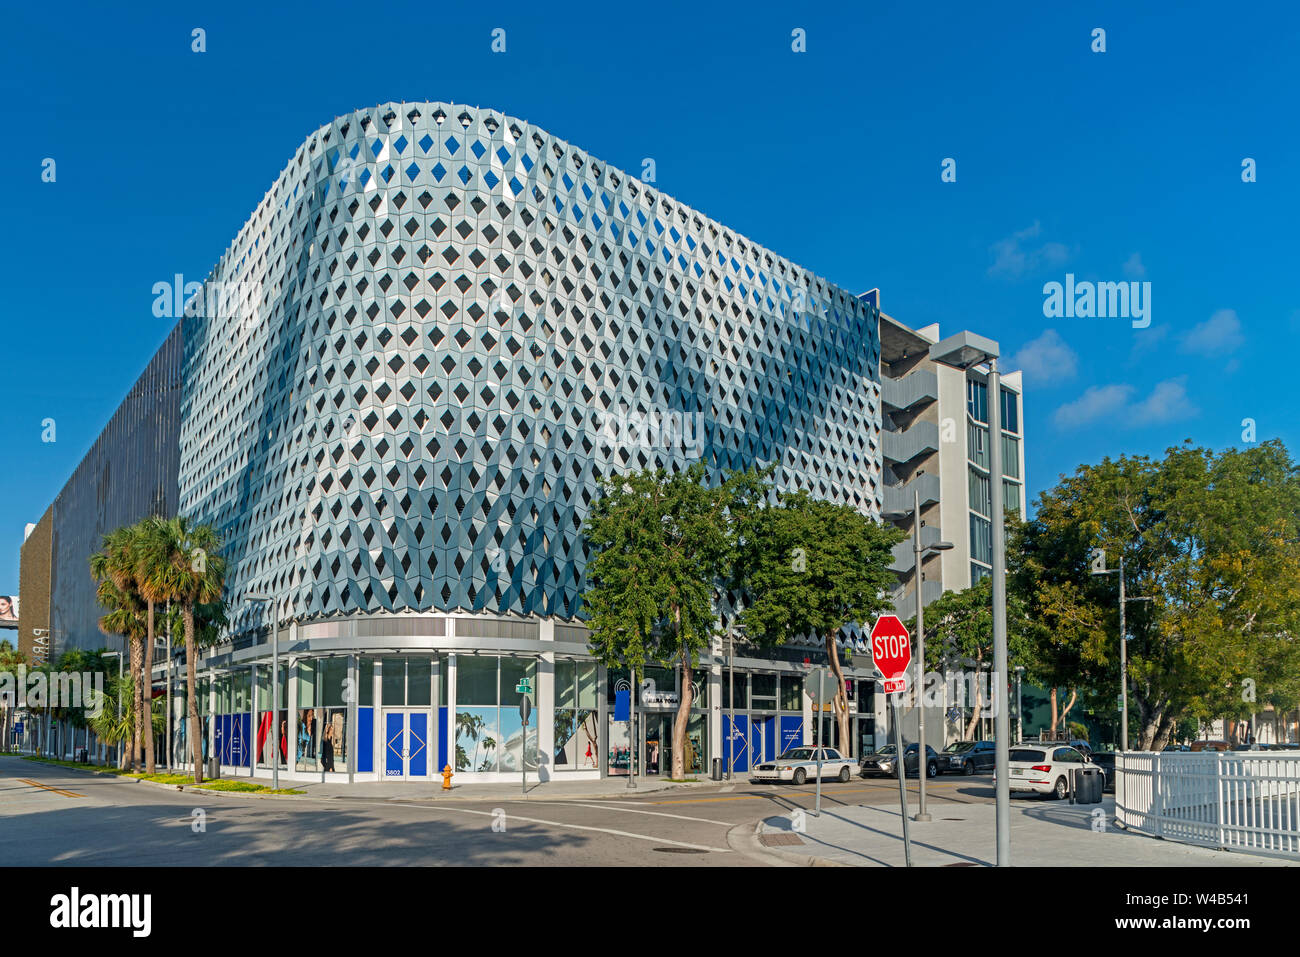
90 529 146 772
135 516 227 784
90 672 164 769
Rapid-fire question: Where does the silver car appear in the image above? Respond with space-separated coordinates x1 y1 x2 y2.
752 747 856 784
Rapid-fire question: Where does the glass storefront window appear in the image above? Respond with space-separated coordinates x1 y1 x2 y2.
407 658 432 706
752 674 777 710
781 675 802 711
296 707 318 771
319 657 348 707
456 656 538 772
554 660 598 772
232 671 250 713
297 660 316 708
359 659 374 706
320 706 347 773
457 656 498 706
381 658 406 705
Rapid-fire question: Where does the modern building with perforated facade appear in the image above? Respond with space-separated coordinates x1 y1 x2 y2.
21 101 1020 782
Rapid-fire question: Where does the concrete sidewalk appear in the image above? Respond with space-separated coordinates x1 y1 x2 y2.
281 775 704 801
755 796 1291 867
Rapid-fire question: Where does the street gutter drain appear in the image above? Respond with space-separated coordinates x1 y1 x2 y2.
759 833 806 847
652 847 709 854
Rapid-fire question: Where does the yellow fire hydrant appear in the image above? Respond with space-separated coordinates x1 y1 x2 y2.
442 764 453 790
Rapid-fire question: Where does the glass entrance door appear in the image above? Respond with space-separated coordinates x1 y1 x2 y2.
383 710 429 780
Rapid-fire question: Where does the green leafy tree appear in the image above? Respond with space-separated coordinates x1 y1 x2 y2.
135 516 228 783
906 577 1034 740
583 462 758 780
90 673 164 768
1013 440 1300 749
736 489 904 753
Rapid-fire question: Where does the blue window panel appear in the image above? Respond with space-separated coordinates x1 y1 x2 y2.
409 713 428 777
438 706 448 774
723 714 749 771
357 707 373 773
779 716 805 753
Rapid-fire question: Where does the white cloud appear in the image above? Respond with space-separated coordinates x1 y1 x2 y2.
1053 384 1134 429
1009 329 1078 384
1123 252 1146 279
1129 377 1197 425
1053 377 1198 430
988 221 1071 279
1180 309 1244 356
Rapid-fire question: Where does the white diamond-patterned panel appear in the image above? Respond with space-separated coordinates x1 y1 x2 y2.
176 102 883 636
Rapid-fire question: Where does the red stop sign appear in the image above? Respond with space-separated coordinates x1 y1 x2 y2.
870 615 912 692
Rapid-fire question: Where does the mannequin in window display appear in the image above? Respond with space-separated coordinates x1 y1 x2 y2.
320 723 335 772
297 709 315 764
279 718 287 763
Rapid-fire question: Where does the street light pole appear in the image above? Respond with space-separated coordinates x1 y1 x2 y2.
727 631 735 782
986 358 1011 867
930 330 1011 866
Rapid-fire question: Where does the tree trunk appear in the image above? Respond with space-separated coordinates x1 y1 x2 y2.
964 677 983 741
129 634 144 773
1049 687 1059 735
1151 712 1175 752
1058 688 1078 729
143 600 155 774
185 604 203 784
672 647 693 780
824 633 850 756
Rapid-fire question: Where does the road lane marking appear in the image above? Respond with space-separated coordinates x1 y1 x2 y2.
531 801 733 826
646 782 974 805
378 801 731 852
17 779 83 798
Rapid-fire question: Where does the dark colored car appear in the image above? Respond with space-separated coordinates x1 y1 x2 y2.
1090 751 1116 792
860 743 942 778
943 740 995 775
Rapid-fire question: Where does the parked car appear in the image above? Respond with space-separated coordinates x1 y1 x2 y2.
944 740 995 775
1189 740 1231 752
860 743 941 778
1162 743 1190 752
1090 751 1116 792
1069 739 1093 757
1001 744 1093 799
751 746 856 785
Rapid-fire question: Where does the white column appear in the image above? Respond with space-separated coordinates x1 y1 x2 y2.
372 657 383 777
445 653 457 776
287 663 298 778
538 619 555 783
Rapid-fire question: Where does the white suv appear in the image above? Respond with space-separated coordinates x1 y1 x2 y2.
1002 744 1093 799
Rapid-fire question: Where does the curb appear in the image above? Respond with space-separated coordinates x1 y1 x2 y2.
725 819 849 867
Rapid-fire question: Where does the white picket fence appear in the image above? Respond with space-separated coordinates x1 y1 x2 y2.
1116 751 1300 857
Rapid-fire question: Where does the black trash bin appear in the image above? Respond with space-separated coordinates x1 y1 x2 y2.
710 757 723 781
1071 767 1103 804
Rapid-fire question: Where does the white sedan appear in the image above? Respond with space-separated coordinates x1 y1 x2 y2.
1001 744 1094 799
752 747 856 784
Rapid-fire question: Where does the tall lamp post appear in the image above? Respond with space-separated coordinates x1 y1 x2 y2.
246 592 279 790
1091 554 1153 751
911 487 953 823
931 331 1011 866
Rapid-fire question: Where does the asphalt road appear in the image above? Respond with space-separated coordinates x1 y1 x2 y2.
0 756 998 866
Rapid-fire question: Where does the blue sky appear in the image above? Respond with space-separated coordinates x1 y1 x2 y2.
3 1 1299 590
